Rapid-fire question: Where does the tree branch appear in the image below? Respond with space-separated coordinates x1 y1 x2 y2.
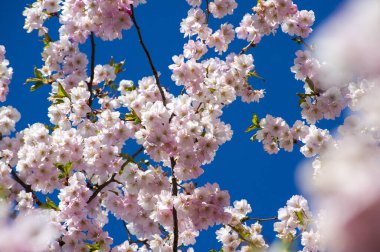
239 40 256 55
228 224 254 246
241 216 278 223
205 0 210 24
132 146 144 159
130 5 167 106
170 157 179 252
87 174 116 204
87 147 145 204
87 32 96 107
10 169 42 206
122 220 150 246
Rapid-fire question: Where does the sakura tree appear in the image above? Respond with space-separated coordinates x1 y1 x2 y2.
0 0 379 251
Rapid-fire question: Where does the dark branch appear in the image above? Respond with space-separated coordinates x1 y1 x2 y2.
122 220 150 246
130 5 167 106
87 147 145 203
87 32 96 107
132 146 144 159
205 0 210 24
241 216 278 223
87 174 116 204
10 169 42 206
170 157 179 252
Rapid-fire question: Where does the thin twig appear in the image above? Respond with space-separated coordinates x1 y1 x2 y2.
239 40 256 55
130 5 167 106
132 146 144 159
87 32 96 107
87 174 116 204
87 147 145 203
205 0 210 24
10 169 42 206
228 224 254 246
195 102 203 114
170 157 179 252
122 220 150 246
241 216 278 223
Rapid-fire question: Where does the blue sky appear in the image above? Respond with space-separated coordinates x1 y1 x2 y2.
0 0 345 250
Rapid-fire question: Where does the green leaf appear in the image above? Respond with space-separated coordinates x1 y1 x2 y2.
295 211 304 225
245 113 261 133
298 97 306 106
124 108 141 124
55 161 73 178
63 162 73 176
252 113 260 126
201 129 206 137
109 83 117 90
43 33 52 47
41 197 59 211
34 67 43 79
26 78 42 84
123 84 136 92
30 81 45 91
52 99 64 105
87 242 101 252
247 71 265 82
250 133 258 141
245 124 257 133
305 77 315 93
291 37 303 44
109 56 114 66
114 60 125 74
57 82 70 99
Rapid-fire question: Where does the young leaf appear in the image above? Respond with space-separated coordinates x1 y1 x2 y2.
250 133 258 141
87 242 101 252
295 211 304 225
30 81 44 91
245 124 257 133
41 197 59 211
34 67 43 79
114 60 126 74
247 71 265 82
305 77 316 93
43 33 52 47
209 88 216 94
52 99 64 105
252 113 260 127
57 83 70 99
63 162 73 177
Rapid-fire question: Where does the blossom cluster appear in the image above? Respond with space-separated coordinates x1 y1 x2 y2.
0 45 12 102
23 0 147 42
274 195 323 252
216 200 268 251
254 115 331 157
118 77 233 181
236 0 314 45
291 50 372 125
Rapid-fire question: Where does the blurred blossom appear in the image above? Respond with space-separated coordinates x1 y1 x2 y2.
301 0 380 251
0 201 60 252
312 0 380 89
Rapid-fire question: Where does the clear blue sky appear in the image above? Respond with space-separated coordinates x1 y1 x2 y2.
0 1 345 250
